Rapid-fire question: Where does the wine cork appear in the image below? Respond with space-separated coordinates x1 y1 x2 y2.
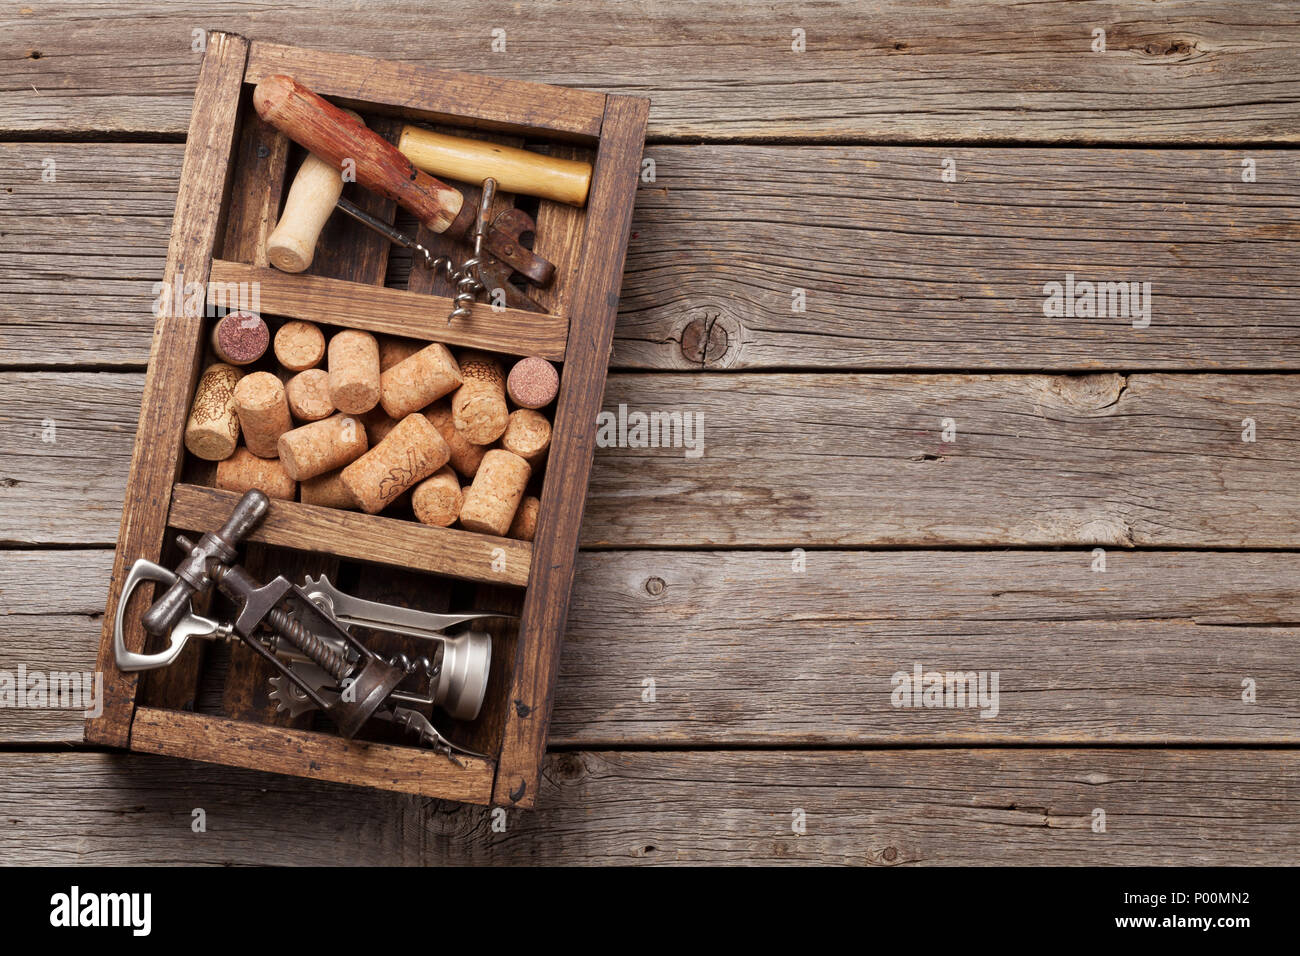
459 449 530 536
277 413 368 481
211 311 269 366
500 408 552 465
216 446 296 501
285 368 335 421
411 466 464 527
379 343 462 419
328 329 381 414
451 351 509 445
266 111 363 273
424 400 489 479
185 363 243 461
274 320 326 372
508 495 540 541
300 468 357 509
340 413 450 514
507 357 559 409
233 371 293 458
378 336 424 372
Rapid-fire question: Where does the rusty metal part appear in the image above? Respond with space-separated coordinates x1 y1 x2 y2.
336 186 547 315
484 207 553 287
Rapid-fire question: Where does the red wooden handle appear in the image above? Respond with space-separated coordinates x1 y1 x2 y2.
253 74 472 236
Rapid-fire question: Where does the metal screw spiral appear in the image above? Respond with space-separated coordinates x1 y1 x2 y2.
426 255 485 323
208 565 351 681
266 606 351 681
387 653 441 681
449 254 486 322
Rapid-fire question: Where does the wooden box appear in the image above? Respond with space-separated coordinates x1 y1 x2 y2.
85 32 648 808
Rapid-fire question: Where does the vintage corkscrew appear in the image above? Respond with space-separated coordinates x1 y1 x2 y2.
334 178 547 319
112 490 504 763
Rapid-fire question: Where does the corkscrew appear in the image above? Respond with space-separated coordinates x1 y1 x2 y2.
112 490 504 761
334 177 547 318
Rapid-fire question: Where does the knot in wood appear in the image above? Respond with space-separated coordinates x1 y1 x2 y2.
552 753 584 780
680 309 739 368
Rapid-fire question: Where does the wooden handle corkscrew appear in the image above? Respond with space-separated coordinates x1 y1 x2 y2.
253 74 475 237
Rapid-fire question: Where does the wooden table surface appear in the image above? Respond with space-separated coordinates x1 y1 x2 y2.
3 1 1299 865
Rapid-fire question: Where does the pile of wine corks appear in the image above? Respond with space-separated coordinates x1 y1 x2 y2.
185 316 558 542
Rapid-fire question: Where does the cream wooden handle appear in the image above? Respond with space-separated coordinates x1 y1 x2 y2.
398 125 593 207
266 110 363 273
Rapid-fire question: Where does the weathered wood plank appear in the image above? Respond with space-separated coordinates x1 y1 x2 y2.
209 261 569 360
0 550 113 744
619 146 1300 370
0 749 1296 864
7 144 1300 370
5 2 1300 142
84 31 249 749
168 484 532 587
495 94 649 807
584 371 1300 548
8 371 1294 548
5 548 1297 746
0 143 179 367
0 372 140 543
130 708 496 804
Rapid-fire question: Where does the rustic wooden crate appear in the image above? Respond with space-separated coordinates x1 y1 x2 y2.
85 32 648 808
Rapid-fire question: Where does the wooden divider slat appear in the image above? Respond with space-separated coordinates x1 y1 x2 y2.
130 708 496 804
168 484 532 588
209 260 568 359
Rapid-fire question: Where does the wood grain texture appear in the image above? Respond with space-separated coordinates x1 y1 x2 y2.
529 146 591 318
130 708 496 804
0 144 178 368
8 145 1300 371
7 371 1300 549
494 94 649 807
85 32 249 748
219 112 289 267
6 2 1300 142
246 42 605 141
209 261 568 360
619 146 1300 370
168 484 532 587
583 371 1300 548
1 749 1297 864
6 547 1300 746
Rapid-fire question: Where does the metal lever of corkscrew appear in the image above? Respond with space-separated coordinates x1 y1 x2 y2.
113 489 270 672
302 574 513 640
141 489 270 638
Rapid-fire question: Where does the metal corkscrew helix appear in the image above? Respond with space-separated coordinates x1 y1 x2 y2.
334 178 500 323
113 490 506 761
444 177 496 323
